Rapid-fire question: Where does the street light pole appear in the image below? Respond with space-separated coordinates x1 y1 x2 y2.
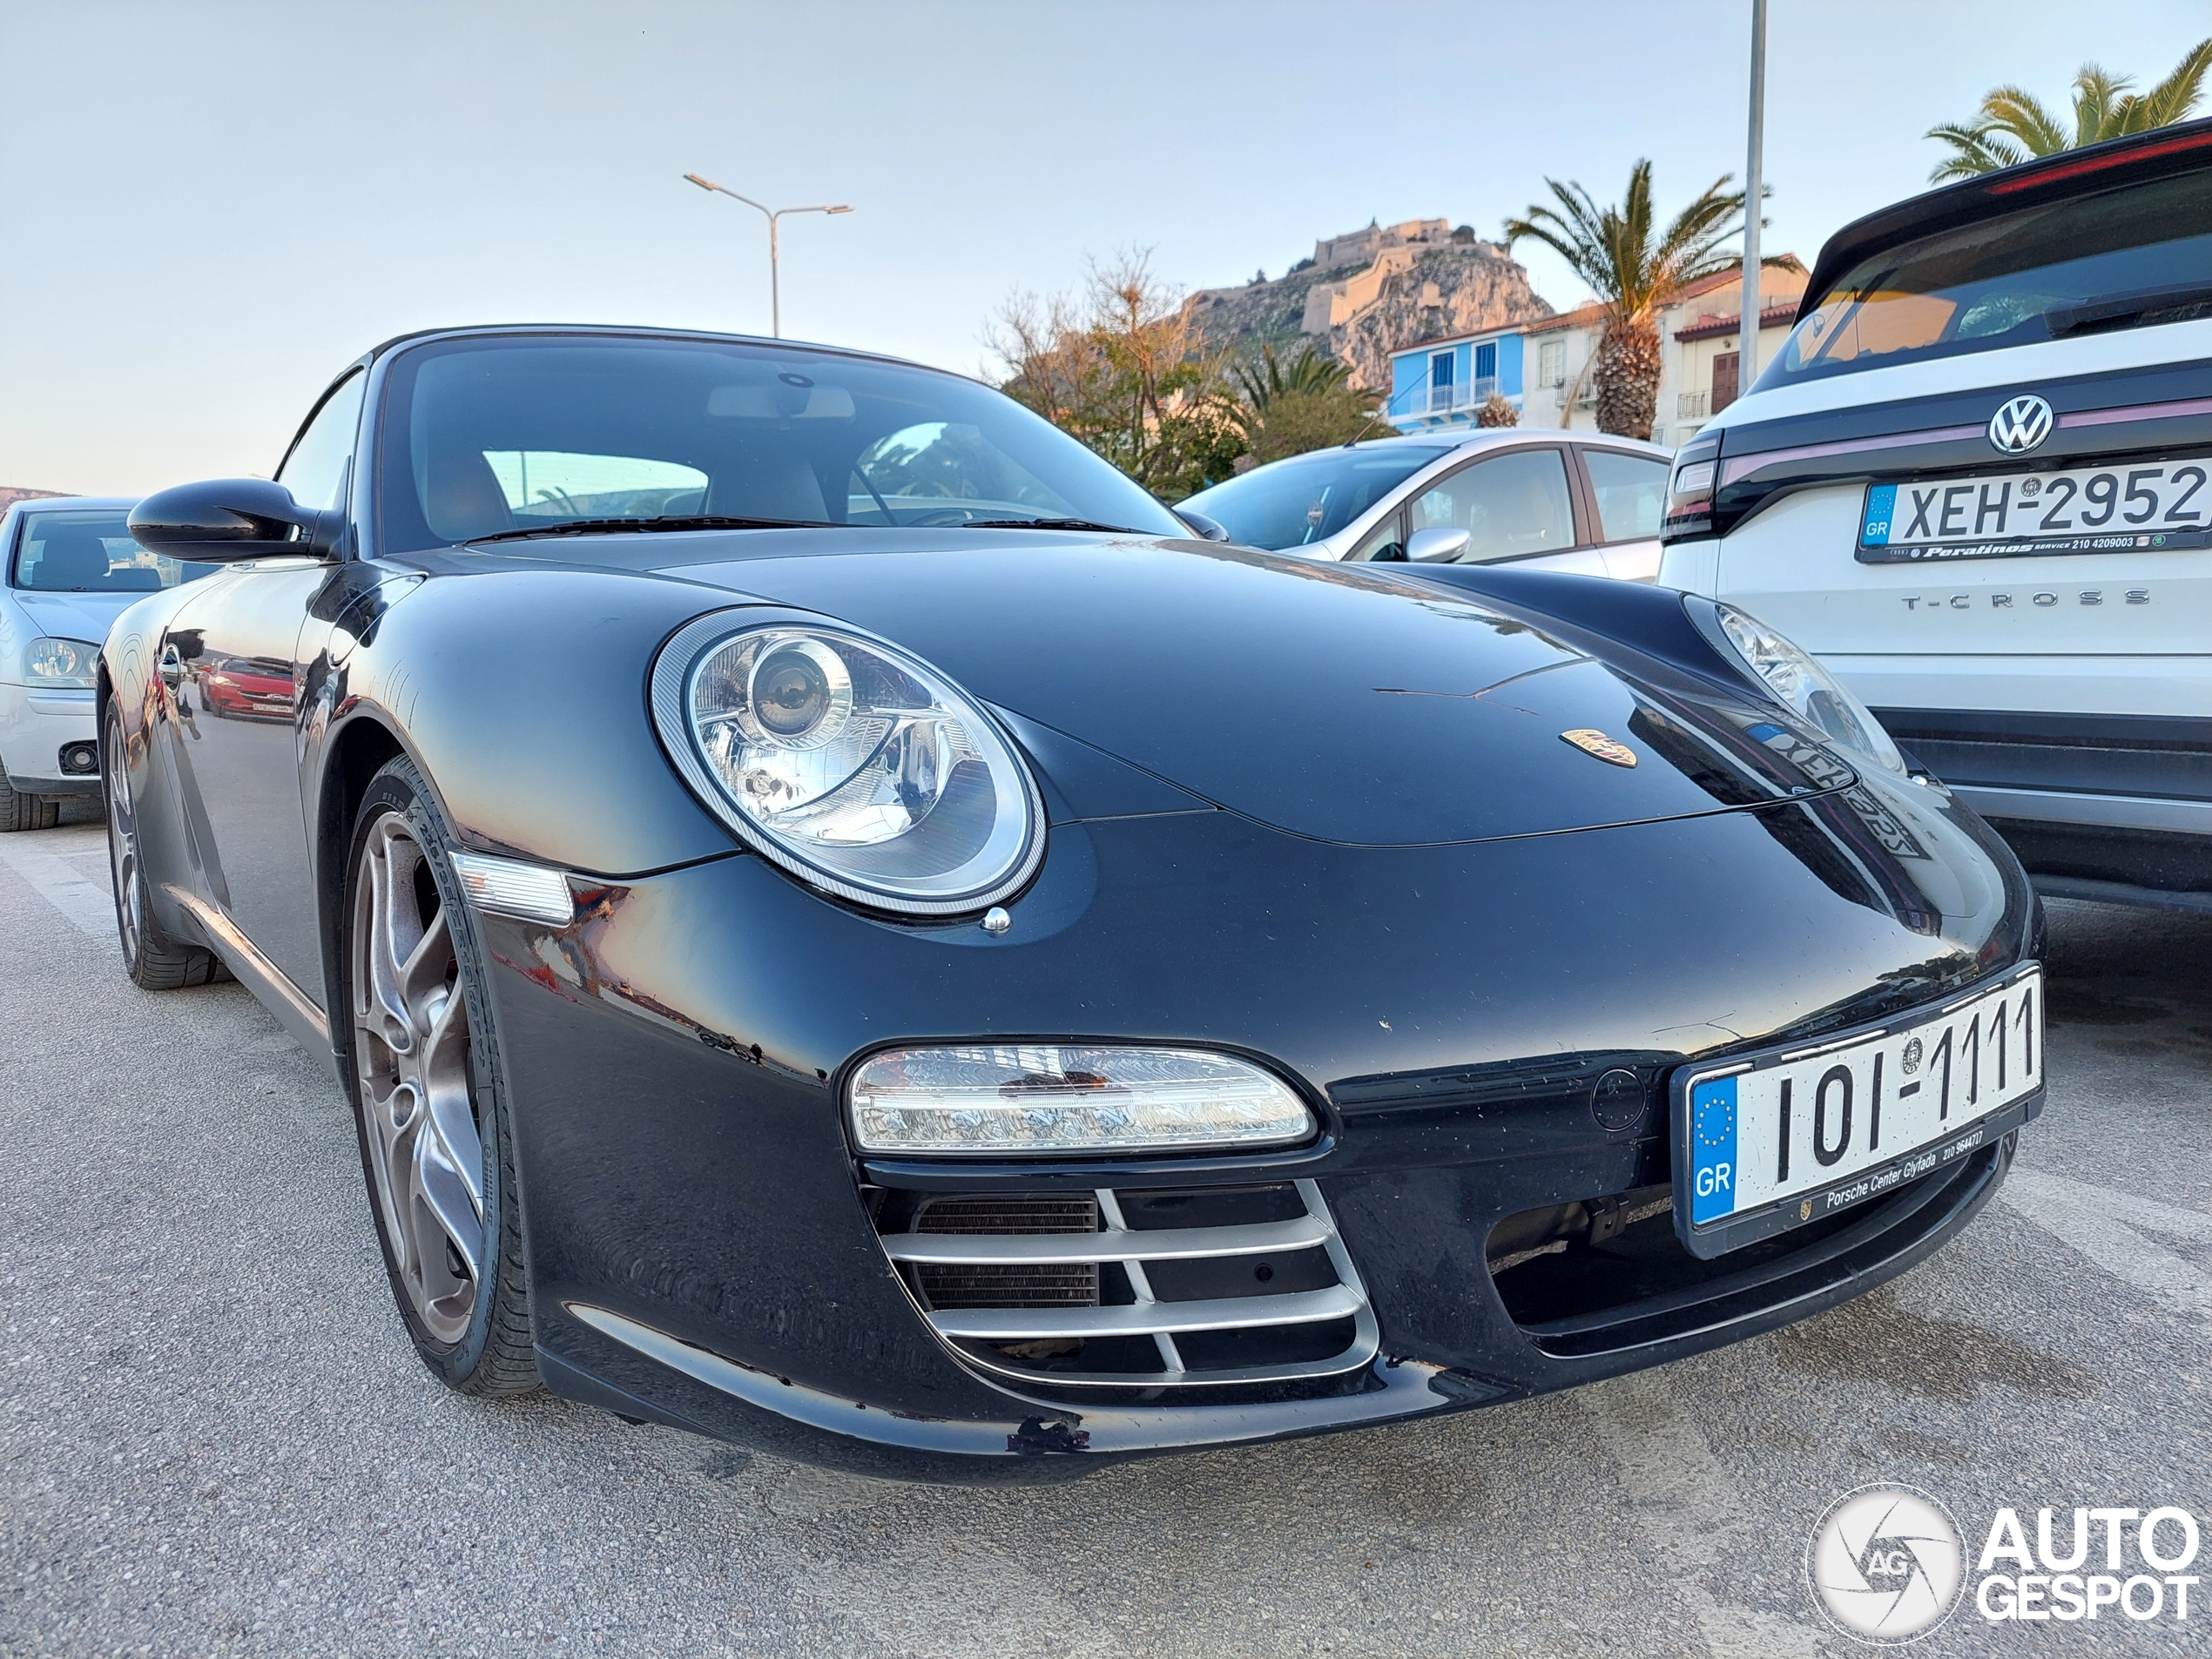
1739 0 1768 386
682 173 853 339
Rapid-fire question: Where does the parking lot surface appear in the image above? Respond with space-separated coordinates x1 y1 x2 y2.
4 806 2208 1657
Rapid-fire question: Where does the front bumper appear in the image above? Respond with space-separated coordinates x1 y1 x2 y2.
0 682 100 793
470 782 2039 1476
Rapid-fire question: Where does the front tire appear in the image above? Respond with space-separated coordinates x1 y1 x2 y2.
0 754 57 833
104 707 225 988
344 757 536 1396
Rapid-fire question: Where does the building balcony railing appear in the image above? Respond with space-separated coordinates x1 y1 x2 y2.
1676 390 1709 420
1390 376 1501 419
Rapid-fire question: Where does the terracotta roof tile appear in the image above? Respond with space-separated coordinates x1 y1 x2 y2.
1522 257 1805 335
1675 300 1800 342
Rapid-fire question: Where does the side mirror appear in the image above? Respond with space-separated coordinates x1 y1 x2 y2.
1173 509 1231 543
129 479 340 563
1406 525 1472 563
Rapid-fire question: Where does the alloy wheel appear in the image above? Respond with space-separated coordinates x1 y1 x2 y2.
105 722 145 962
351 811 485 1345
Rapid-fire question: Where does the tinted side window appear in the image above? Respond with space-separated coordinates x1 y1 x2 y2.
1583 449 1669 542
1410 448 1575 562
275 372 366 511
1351 511 1406 562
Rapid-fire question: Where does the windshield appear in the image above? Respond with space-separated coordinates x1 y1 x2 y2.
1178 444 1451 550
376 336 1184 553
10 509 215 592
1761 165 2212 389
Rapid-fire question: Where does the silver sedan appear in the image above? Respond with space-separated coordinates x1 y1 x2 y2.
1179 430 1674 579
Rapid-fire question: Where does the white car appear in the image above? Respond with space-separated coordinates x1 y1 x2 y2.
1659 118 2212 913
1179 430 1674 578
0 496 211 830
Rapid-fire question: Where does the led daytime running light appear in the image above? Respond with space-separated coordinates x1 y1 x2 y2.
849 1044 1317 1157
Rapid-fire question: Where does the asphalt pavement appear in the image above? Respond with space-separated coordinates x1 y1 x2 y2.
3 804 2209 1658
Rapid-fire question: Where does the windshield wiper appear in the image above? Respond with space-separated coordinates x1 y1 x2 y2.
464 514 834 545
2047 281 2212 338
954 517 1144 533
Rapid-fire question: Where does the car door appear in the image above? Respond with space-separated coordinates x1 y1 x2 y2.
1576 445 1671 582
1404 446 1608 574
158 370 365 1005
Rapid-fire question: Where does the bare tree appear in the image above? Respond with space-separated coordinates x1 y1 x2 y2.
988 250 1244 497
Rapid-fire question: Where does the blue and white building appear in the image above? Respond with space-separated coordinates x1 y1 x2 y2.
1382 330 1526 431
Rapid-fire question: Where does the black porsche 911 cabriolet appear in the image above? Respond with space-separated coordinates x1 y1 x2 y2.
105 324 2043 1477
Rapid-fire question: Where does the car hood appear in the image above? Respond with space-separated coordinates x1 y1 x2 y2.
8 589 143 647
643 536 1831 846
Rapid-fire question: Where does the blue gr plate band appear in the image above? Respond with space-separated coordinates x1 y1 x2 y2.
1861 482 1898 548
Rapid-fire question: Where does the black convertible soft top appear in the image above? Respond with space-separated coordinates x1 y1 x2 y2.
1799 115 2212 320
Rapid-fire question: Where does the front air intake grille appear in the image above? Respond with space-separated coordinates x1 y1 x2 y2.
873 1179 1377 1392
911 1195 1101 1310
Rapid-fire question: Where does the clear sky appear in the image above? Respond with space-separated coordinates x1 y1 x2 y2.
4 1 2208 494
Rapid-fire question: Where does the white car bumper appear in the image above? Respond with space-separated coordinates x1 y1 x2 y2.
0 680 102 793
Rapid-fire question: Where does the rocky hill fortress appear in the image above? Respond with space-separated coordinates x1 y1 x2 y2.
1185 217 1556 391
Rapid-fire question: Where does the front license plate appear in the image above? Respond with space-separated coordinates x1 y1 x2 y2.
1673 966 2042 1258
1857 461 2212 563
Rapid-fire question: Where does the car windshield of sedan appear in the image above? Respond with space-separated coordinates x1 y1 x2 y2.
10 509 213 592
1177 443 1453 550
377 335 1187 554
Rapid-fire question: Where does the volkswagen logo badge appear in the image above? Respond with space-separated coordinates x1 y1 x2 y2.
1987 394 2054 454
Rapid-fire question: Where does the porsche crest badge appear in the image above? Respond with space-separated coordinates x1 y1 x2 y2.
1561 728 1637 767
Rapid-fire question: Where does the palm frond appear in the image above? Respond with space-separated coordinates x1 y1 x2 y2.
1502 209 1615 300
1931 41 2212 176
1979 85 2072 155
1925 120 2010 182
2125 36 2212 129
1228 344 1348 412
2070 64 2133 144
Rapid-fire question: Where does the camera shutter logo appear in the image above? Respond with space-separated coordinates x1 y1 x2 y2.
1987 395 2054 455
1806 1485 1966 1644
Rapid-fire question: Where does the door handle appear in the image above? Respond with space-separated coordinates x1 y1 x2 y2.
158 644 185 688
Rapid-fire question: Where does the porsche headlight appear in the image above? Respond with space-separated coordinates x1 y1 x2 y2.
23 637 98 689
651 614 1044 914
1713 604 1905 773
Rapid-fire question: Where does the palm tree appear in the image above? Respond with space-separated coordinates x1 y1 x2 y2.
1506 160 1767 442
1927 40 2212 182
1225 343 1380 463
1227 343 1352 412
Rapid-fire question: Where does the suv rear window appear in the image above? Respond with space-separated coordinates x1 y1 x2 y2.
1759 165 2212 388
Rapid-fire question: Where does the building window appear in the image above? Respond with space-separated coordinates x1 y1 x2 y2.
1428 350 1460 415
1538 339 1566 388
1711 350 1741 415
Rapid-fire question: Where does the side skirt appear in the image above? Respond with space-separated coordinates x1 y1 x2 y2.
162 884 340 1080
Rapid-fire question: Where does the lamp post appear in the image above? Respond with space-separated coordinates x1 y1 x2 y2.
682 173 853 339
1739 0 1768 384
